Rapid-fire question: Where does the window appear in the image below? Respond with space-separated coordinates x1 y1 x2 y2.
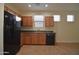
67 15 74 22
53 15 60 22
33 15 44 27
34 21 44 27
16 16 21 21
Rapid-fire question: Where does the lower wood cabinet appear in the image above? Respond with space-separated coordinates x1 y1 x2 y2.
21 32 46 45
31 33 38 44
21 32 32 45
23 32 32 45
37 32 46 44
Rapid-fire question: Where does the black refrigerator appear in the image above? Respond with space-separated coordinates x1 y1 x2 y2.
4 11 21 55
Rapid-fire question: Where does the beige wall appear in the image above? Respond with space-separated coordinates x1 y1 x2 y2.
0 3 4 55
22 11 79 43
5 4 79 43
53 11 79 43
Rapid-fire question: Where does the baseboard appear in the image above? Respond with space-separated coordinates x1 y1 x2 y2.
56 41 79 43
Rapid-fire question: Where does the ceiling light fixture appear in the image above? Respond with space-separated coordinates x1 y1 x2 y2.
28 4 31 7
45 4 48 7
28 4 48 7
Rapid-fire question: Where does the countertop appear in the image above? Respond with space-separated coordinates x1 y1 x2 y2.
20 27 54 32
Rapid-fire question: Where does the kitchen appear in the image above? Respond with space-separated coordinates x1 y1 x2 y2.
3 3 79 55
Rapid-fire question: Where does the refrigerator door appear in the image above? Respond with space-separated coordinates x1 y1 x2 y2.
4 11 20 55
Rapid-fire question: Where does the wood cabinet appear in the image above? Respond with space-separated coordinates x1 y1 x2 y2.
21 32 32 45
31 32 46 45
21 32 46 45
23 32 32 45
21 33 24 45
37 32 46 44
31 33 38 44
45 16 54 27
22 16 54 27
22 16 33 27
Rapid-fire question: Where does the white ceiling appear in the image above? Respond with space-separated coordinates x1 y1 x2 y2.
5 3 79 15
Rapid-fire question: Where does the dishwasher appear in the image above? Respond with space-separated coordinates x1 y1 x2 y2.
46 32 55 45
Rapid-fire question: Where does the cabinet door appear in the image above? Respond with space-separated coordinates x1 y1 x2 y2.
45 16 54 27
49 16 54 27
31 33 38 44
22 32 32 45
21 32 24 45
22 17 28 26
28 16 33 27
22 16 33 27
45 16 50 27
38 32 46 44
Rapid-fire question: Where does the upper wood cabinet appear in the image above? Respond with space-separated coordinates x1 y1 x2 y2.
22 16 54 27
22 16 33 27
45 16 54 27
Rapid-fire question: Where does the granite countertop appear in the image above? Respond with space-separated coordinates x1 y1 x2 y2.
20 27 53 32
